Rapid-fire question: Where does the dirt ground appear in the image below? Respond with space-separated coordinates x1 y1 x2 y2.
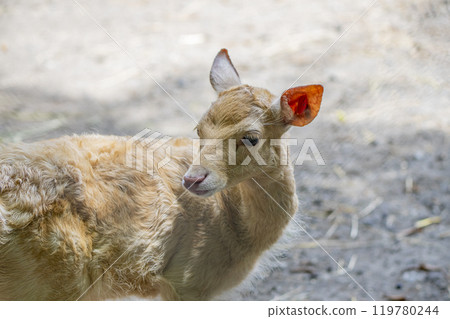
0 0 449 301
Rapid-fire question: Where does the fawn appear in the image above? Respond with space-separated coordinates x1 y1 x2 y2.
0 49 323 300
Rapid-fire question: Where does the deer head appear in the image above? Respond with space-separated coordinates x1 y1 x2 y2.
183 49 323 196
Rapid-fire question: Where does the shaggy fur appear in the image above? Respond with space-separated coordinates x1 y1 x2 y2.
0 50 320 300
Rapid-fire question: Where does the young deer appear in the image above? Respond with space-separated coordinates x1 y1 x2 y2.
0 49 323 300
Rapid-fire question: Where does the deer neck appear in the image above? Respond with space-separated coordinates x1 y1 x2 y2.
222 161 298 251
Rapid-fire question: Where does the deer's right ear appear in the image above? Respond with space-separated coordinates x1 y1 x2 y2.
210 49 241 93
278 85 323 127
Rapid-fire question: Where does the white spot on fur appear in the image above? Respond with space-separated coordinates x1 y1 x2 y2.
0 204 11 233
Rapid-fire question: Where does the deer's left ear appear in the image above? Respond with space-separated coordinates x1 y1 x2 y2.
210 49 241 93
279 85 323 127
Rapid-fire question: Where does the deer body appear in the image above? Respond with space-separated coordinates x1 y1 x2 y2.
0 49 322 300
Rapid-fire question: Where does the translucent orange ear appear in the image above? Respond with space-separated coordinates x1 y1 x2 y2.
280 85 323 126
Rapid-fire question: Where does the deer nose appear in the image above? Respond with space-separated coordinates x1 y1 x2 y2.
183 174 207 189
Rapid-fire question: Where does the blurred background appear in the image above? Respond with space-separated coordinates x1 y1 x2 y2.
0 0 449 300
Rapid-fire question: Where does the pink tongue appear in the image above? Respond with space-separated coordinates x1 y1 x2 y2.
289 94 308 115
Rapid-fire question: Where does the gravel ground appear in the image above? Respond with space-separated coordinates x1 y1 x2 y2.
0 0 449 300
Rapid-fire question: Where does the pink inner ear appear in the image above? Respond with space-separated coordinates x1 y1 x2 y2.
289 93 308 115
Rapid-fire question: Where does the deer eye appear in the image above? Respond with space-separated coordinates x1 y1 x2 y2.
242 136 259 146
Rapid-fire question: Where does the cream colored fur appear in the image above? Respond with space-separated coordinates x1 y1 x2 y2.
0 50 317 300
